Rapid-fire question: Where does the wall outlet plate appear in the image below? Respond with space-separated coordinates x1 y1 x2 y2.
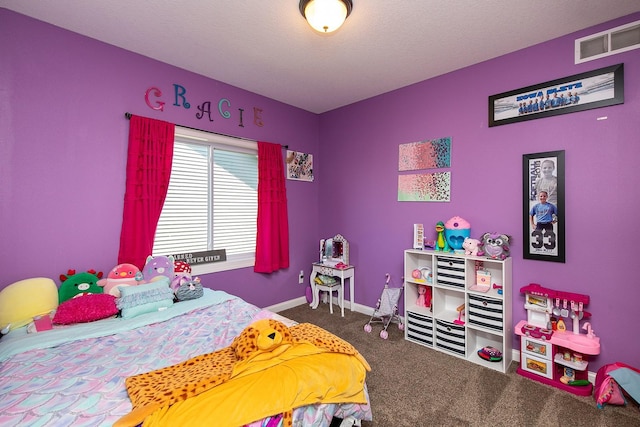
298 270 304 284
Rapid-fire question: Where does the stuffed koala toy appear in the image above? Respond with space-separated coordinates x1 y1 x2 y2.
175 277 203 301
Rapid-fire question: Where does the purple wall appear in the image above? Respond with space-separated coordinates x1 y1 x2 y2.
0 9 320 307
319 13 640 371
2 8 639 371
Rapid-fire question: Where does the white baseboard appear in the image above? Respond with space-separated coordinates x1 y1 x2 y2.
265 296 374 316
263 297 307 313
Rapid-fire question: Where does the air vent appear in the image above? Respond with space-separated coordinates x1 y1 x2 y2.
575 19 640 63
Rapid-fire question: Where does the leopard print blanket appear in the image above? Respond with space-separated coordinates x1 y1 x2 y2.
114 319 370 427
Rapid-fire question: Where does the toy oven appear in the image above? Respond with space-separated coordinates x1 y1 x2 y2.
520 352 553 379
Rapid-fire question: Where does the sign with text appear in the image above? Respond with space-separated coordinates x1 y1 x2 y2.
173 249 227 265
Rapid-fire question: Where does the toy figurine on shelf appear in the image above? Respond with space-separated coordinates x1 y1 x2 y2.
416 284 432 310
435 221 450 252
453 303 465 325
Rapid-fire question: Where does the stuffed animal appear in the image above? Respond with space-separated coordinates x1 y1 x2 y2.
98 263 143 297
58 269 104 303
477 232 511 260
462 237 482 256
0 277 59 330
175 277 203 301
142 255 175 283
171 260 192 291
435 221 450 252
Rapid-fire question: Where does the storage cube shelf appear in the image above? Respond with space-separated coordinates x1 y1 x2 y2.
404 249 512 373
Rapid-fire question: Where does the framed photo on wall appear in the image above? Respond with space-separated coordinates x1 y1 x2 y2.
523 150 565 263
490 64 624 127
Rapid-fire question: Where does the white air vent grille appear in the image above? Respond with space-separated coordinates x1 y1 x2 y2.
575 19 640 63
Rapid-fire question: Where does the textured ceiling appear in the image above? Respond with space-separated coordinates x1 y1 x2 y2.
2 0 639 113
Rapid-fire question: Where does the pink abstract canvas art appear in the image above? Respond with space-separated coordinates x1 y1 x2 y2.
398 137 451 171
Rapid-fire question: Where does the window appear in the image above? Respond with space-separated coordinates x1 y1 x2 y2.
152 127 258 273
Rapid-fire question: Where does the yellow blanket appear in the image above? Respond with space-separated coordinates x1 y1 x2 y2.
114 319 370 427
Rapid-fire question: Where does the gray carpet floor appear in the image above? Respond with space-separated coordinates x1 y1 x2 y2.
277 303 640 427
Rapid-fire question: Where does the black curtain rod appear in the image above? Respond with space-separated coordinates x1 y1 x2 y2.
124 112 288 149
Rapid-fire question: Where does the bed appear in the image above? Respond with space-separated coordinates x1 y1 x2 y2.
0 288 372 426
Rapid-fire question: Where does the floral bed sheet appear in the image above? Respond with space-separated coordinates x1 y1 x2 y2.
0 291 371 426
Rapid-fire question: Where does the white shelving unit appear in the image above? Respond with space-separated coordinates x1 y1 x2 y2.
404 249 512 373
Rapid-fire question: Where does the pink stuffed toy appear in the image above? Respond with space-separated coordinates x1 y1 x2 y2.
462 237 481 256
98 263 143 297
416 285 432 309
171 261 192 292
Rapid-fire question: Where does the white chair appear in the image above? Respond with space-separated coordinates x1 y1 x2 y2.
315 280 344 317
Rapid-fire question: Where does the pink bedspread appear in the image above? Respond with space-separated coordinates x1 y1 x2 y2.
0 295 371 426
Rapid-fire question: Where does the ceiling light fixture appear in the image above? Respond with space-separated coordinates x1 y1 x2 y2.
299 0 353 34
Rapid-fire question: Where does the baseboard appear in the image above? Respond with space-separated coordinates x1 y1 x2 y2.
266 298 598 384
263 296 307 313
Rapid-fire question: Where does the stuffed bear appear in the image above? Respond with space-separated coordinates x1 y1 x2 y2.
58 269 104 303
462 237 482 256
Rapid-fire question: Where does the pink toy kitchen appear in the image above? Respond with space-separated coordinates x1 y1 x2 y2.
516 283 600 396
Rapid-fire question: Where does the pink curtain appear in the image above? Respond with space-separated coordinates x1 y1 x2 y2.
117 115 175 269
254 141 290 273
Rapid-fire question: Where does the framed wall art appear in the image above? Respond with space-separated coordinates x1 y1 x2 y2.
398 137 451 171
285 150 313 182
523 150 565 263
398 172 451 202
489 63 624 127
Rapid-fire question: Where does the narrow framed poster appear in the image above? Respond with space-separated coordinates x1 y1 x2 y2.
490 64 623 127
523 150 565 263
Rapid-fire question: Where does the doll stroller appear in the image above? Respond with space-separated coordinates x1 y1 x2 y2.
364 273 405 339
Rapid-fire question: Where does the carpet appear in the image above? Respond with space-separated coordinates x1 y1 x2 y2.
277 303 640 427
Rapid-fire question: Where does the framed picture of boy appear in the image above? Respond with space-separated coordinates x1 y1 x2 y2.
523 150 565 263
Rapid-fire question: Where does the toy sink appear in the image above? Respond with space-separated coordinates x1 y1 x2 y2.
552 332 600 355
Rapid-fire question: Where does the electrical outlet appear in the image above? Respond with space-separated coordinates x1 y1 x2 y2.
298 270 304 284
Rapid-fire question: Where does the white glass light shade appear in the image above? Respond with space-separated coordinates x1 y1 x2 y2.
303 0 349 33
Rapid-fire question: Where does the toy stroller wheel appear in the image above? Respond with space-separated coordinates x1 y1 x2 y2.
398 323 405 331
364 324 372 333
380 330 388 339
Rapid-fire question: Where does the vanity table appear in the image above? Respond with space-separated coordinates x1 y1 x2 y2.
309 263 355 316
309 234 355 316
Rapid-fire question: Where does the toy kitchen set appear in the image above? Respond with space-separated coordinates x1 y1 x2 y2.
515 283 600 396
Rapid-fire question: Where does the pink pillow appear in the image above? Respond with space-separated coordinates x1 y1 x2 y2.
53 294 118 325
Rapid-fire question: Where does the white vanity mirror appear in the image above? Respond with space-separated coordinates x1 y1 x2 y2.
320 234 349 266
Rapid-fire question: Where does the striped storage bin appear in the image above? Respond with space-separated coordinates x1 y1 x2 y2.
435 319 465 356
468 294 504 331
435 256 465 288
406 311 434 347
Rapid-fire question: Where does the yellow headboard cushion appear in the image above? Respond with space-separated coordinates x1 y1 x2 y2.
0 278 59 330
